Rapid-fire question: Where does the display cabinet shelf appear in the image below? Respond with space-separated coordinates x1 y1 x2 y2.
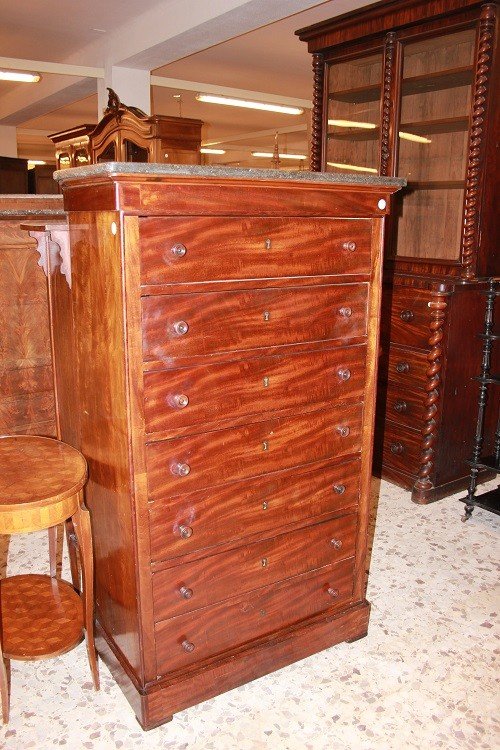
330 65 474 104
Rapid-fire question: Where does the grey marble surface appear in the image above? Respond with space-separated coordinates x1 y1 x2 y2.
0 194 65 217
54 162 406 187
0 209 66 217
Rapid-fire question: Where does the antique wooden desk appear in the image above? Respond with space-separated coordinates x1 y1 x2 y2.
52 163 403 729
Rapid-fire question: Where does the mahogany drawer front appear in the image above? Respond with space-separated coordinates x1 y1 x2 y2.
146 402 363 499
153 513 357 621
380 346 428 389
144 345 366 435
139 216 372 285
381 421 422 476
382 383 425 430
382 289 431 349
142 284 368 362
155 557 355 675
149 458 361 562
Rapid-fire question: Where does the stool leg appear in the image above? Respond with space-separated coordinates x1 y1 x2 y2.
72 493 99 690
48 526 58 578
65 518 80 591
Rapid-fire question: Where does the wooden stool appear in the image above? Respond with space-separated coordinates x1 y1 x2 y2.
0 435 99 723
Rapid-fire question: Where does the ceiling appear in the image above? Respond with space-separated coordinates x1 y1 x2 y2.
0 0 380 169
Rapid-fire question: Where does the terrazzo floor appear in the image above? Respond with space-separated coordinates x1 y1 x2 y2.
0 478 498 750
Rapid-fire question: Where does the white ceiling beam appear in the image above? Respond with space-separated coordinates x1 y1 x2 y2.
151 76 312 109
0 57 103 78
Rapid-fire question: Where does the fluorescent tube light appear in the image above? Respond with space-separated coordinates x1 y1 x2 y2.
252 152 307 160
0 70 41 83
399 131 432 143
27 160 46 169
200 147 226 154
328 119 376 129
196 94 303 116
327 162 378 174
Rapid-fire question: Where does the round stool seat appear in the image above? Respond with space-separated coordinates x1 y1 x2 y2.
0 435 87 535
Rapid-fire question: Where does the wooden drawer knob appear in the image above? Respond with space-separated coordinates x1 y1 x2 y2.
390 442 404 455
393 399 408 413
171 243 187 257
172 320 189 336
178 524 193 539
338 307 352 318
333 484 346 495
337 368 351 381
396 361 410 374
179 586 193 599
336 426 350 437
171 461 191 477
181 639 195 652
342 241 357 251
400 309 414 322
327 587 339 598
170 393 189 409
330 538 343 549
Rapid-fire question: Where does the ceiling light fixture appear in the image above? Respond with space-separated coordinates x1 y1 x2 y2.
327 162 378 174
27 160 46 169
252 151 307 160
200 147 226 155
0 70 41 83
196 93 304 116
328 119 376 129
399 131 432 143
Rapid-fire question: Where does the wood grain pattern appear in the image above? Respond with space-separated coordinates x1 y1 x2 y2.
146 402 363 498
149 457 360 563
144 345 366 437
382 286 432 349
142 284 368 363
152 514 357 621
140 217 372 285
155 557 355 675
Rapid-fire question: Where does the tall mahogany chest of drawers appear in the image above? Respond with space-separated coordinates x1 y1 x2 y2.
53 163 402 729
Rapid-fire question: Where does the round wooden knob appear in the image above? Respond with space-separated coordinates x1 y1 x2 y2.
179 586 193 599
333 484 346 495
396 361 410 374
400 309 414 322
338 307 352 318
171 462 191 477
178 524 193 539
170 393 189 409
338 368 351 381
173 320 189 336
327 587 339 598
390 442 404 455
393 399 407 413
330 538 343 549
181 640 195 652
171 243 187 257
336 426 350 437
342 241 357 252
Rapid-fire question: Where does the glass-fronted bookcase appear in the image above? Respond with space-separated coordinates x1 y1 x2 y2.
298 0 499 503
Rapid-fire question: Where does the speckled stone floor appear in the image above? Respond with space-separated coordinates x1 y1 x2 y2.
0 478 498 750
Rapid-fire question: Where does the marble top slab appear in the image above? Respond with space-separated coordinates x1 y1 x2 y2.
54 162 406 188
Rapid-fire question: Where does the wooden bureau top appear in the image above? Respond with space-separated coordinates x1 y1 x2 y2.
54 163 405 216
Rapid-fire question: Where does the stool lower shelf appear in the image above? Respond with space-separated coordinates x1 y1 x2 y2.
1 574 83 660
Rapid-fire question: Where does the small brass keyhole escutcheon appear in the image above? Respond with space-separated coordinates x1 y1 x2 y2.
263 376 270 387
263 311 271 322
261 558 268 567
262 440 269 451
264 238 272 250
262 501 268 510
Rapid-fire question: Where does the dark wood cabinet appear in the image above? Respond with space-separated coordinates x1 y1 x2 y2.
297 0 500 502
52 163 402 729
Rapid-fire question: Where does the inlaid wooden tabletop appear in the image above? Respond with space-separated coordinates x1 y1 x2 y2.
0 435 87 510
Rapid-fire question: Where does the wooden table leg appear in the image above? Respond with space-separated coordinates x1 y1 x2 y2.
72 492 99 690
65 518 80 591
48 525 58 578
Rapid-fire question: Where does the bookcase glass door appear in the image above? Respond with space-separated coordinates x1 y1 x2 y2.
325 53 383 175
394 28 476 261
